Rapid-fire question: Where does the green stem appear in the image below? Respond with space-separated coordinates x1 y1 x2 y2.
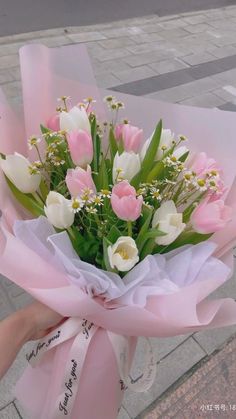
127 221 132 237
34 144 44 165
67 227 76 241
36 191 45 204
32 192 44 206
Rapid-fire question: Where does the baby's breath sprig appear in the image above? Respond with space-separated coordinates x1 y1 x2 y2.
104 95 125 125
70 198 84 214
28 135 44 166
80 188 95 204
28 161 43 175
28 136 41 150
57 96 71 112
99 189 111 199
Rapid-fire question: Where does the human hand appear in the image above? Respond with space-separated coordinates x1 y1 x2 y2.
21 301 65 341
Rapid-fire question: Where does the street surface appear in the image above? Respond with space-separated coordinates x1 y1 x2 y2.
0 0 236 36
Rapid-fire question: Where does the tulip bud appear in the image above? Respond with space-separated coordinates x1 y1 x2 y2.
66 166 96 198
60 106 91 134
67 129 93 167
152 200 185 245
141 129 174 161
189 152 220 177
108 236 139 272
111 180 143 221
113 151 141 183
115 124 143 153
190 199 232 234
47 114 60 131
0 153 41 194
44 191 74 229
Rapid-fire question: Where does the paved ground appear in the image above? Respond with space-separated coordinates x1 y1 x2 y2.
0 0 236 36
142 335 236 419
1 4 236 419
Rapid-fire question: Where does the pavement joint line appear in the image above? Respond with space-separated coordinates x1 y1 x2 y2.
111 53 236 95
141 335 236 418
191 335 209 356
137 355 209 418
155 335 193 364
138 332 236 418
13 401 23 419
0 400 15 412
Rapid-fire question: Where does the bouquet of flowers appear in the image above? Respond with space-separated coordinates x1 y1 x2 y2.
2 93 230 273
0 44 236 419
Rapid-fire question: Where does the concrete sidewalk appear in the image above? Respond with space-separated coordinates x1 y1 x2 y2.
142 335 236 419
0 5 236 419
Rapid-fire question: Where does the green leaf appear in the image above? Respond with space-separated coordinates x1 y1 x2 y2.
107 225 122 244
70 228 100 263
146 161 164 183
136 206 153 251
140 119 162 182
40 124 51 135
109 128 118 163
96 156 109 190
91 117 101 173
0 152 6 159
140 238 157 260
144 229 166 240
5 176 44 217
159 231 212 253
179 151 189 163
103 237 115 272
173 179 184 203
105 158 113 185
182 204 196 223
130 171 143 189
39 180 49 201
117 138 124 155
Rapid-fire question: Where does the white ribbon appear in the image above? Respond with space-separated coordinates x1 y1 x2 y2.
26 318 156 418
108 332 156 393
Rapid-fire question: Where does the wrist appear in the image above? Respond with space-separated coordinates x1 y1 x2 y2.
13 307 36 343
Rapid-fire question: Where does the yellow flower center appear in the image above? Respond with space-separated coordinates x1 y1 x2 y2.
72 200 81 210
197 179 206 187
117 249 129 260
101 189 110 196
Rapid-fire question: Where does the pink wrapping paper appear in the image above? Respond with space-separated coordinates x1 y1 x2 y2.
0 44 236 419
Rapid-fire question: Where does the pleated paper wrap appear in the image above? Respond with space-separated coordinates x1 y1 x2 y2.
0 44 236 419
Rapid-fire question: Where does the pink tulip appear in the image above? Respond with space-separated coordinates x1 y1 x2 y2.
47 114 60 132
115 124 143 153
114 124 123 141
190 152 220 177
67 129 93 167
208 178 227 201
66 166 96 198
191 199 232 234
111 180 143 221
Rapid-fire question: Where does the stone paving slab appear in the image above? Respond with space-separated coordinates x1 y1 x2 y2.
141 335 236 419
0 403 20 419
123 338 206 418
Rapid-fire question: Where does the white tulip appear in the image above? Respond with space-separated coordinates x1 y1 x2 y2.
141 129 174 161
152 200 185 246
0 152 41 194
60 106 91 134
44 191 74 229
173 146 188 160
113 151 141 183
108 236 139 272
